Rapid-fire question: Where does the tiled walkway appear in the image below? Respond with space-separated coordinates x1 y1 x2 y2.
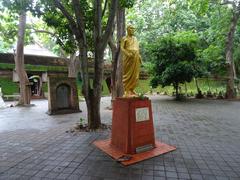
0 96 240 180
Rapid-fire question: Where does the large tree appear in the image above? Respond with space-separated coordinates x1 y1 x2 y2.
15 7 31 105
37 0 117 129
150 32 203 99
2 0 34 105
188 0 240 98
223 1 240 98
31 12 81 78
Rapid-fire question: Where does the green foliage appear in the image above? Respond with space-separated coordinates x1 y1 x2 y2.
126 0 235 80
0 10 18 51
42 83 48 92
0 63 67 72
136 78 227 97
0 0 41 51
200 45 225 75
76 78 110 96
79 118 84 125
233 18 240 78
0 9 49 53
1 1 74 56
149 33 203 97
120 0 135 8
0 77 18 95
2 0 33 12
34 5 78 54
137 92 147 100
33 0 95 54
187 0 211 16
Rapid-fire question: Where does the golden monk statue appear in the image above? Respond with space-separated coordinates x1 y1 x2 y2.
121 25 142 97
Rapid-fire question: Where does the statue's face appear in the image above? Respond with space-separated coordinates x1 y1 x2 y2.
127 26 135 36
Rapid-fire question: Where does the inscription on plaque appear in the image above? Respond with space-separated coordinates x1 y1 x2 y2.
135 107 149 122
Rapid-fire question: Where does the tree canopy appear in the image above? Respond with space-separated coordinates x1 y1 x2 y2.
1 0 240 113
150 32 204 98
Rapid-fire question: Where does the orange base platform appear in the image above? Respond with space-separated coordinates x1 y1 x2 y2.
93 139 176 166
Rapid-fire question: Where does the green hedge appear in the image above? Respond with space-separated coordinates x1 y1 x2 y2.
0 77 19 95
0 63 67 72
77 79 110 97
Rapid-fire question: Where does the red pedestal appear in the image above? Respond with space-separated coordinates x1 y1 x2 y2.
111 97 155 154
93 97 176 165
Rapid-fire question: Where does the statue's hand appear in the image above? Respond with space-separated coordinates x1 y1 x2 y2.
125 52 133 57
129 50 136 57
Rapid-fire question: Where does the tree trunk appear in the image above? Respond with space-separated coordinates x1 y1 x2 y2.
37 78 43 97
207 77 211 92
184 82 187 95
175 83 179 100
91 49 104 129
55 0 117 129
68 53 80 78
111 5 125 100
194 78 203 98
108 34 116 99
15 10 31 105
87 61 107 128
107 35 117 109
85 89 101 129
225 11 240 99
194 78 200 93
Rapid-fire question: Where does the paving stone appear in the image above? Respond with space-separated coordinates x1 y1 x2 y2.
190 173 203 180
142 175 154 180
153 177 166 180
57 173 71 179
62 167 76 174
215 176 230 180
154 165 165 171
178 172 190 179
166 171 178 178
153 170 165 177
0 97 240 180
67 174 81 180
142 169 153 176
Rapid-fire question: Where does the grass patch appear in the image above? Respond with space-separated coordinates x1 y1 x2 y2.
76 79 110 97
42 83 48 92
136 78 227 96
0 77 19 95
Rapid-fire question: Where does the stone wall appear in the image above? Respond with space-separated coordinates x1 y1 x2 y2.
0 70 12 78
0 53 67 66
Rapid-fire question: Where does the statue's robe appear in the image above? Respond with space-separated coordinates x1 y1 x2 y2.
121 36 141 93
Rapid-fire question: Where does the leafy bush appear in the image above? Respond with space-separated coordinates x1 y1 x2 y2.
0 77 18 95
149 32 204 99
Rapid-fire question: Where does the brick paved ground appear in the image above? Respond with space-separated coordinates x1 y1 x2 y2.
0 96 240 180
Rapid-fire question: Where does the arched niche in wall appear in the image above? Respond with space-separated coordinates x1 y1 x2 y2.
56 83 71 109
47 74 80 115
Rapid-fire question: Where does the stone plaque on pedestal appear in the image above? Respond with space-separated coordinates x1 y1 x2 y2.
136 107 149 122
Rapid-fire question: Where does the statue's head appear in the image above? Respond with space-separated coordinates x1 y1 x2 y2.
127 25 135 36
